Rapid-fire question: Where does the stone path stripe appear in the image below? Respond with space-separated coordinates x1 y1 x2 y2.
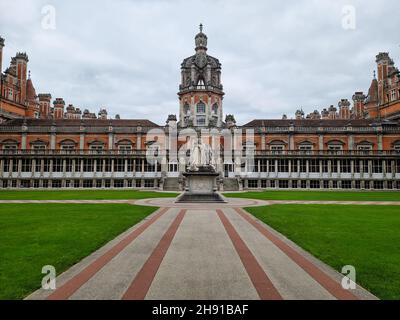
234 208 358 300
122 209 186 300
216 209 282 300
47 207 170 300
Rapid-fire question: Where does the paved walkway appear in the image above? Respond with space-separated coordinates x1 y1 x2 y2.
26 199 378 300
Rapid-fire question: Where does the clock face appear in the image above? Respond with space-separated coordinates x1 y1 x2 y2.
195 53 207 69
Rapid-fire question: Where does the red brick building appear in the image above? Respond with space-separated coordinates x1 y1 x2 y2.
0 29 399 190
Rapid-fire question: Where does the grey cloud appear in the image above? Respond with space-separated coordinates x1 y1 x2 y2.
0 0 399 124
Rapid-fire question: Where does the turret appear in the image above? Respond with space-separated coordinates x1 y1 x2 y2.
352 92 366 119
38 93 52 118
53 98 65 119
338 99 351 119
15 52 29 103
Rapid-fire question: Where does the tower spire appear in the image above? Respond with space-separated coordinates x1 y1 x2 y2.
199 23 203 33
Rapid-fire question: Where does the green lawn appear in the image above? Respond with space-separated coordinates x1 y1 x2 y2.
225 190 400 202
245 205 400 299
0 203 158 300
0 190 178 200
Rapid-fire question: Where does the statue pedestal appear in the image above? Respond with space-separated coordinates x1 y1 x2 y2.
176 166 226 203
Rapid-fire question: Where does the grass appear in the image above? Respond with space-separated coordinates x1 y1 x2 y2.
0 203 158 300
0 190 178 200
245 204 400 300
225 190 400 202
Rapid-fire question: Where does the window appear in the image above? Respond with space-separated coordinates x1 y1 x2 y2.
340 160 351 173
261 180 267 188
83 159 94 172
83 180 93 188
114 180 124 188
96 180 102 188
89 143 104 154
127 159 134 172
104 159 112 172
3 144 17 154
75 159 82 172
298 143 313 153
342 181 352 189
268 160 276 173
278 160 289 173
32 144 46 153
8 88 13 100
196 102 206 114
270 180 276 188
21 159 31 172
270 145 284 154
53 159 63 172
52 180 62 188
61 142 75 153
196 116 206 126
278 180 289 189
169 163 178 172
144 180 154 188
300 160 307 173
135 159 143 172
363 160 369 173
372 160 383 173
310 180 320 189
248 180 258 189
65 159 72 172
331 160 338 173
291 160 298 173
114 159 125 172
374 181 384 190
292 180 298 189
322 160 329 173
323 181 329 189
354 160 360 173
144 161 155 172
357 144 372 154
259 159 267 172
394 144 400 153
309 159 319 173
43 159 51 172
35 159 41 172
118 145 132 154
328 143 343 153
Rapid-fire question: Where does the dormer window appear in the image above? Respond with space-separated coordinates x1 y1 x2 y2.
357 143 373 154
327 140 344 153
298 141 313 154
88 141 105 154
31 140 47 153
2 142 17 154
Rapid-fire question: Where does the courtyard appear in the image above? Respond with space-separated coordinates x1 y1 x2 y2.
0 190 399 300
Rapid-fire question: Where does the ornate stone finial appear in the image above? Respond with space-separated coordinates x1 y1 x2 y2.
199 23 203 33
28 70 31 79
373 70 376 79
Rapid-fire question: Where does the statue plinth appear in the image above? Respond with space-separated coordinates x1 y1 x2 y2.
175 166 226 203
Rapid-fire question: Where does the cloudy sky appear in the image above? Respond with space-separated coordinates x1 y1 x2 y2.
0 0 399 124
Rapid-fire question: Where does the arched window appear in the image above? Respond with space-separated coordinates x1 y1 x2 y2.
196 102 206 114
212 103 218 115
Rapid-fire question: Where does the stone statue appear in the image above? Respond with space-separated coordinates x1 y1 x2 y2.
189 139 214 171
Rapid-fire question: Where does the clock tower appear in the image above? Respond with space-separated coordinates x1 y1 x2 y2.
178 25 224 128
